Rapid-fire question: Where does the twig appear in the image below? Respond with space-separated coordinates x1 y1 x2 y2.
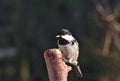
102 28 112 55
44 48 72 81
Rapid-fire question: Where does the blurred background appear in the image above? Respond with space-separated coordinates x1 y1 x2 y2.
0 0 120 81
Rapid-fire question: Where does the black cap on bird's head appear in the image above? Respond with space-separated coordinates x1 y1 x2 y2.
56 29 72 45
57 29 71 36
56 29 74 42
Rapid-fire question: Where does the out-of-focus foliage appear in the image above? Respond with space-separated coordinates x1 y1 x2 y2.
0 0 120 81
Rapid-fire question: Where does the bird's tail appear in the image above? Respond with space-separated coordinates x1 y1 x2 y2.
73 65 83 78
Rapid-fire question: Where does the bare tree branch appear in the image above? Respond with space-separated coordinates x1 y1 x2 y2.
92 0 108 19
114 3 120 18
103 28 112 56
92 0 120 55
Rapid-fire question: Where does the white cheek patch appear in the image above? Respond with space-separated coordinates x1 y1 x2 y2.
61 34 74 42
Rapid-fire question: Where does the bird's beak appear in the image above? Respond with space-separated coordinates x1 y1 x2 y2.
56 35 60 38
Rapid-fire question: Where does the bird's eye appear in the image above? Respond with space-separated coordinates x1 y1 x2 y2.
58 38 69 45
72 41 74 45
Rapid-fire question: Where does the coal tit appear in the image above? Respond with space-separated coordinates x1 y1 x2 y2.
56 29 83 78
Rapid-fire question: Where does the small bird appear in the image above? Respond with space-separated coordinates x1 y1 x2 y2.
56 29 83 78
